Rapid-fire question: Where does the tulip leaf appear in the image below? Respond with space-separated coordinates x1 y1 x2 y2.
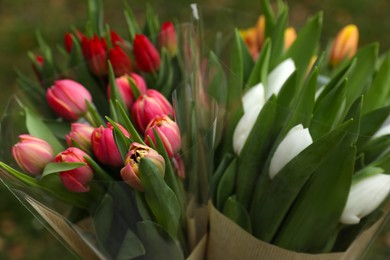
139 158 181 240
250 120 353 242
143 4 160 45
106 116 131 162
283 12 322 84
342 96 362 145
115 100 145 145
87 0 104 36
136 220 184 260
261 0 276 38
124 4 141 42
84 156 113 181
116 229 145 260
246 39 271 88
237 30 255 84
86 100 106 127
359 135 390 166
223 195 252 233
344 44 378 110
41 162 85 178
272 141 355 253
216 158 237 210
236 96 277 209
207 51 228 105
310 78 347 140
157 48 174 97
0 162 40 188
24 108 64 154
108 61 128 120
211 153 234 203
270 7 288 68
93 193 115 256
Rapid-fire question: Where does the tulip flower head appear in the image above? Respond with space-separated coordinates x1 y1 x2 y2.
12 135 55 176
120 142 165 191
91 123 130 168
240 27 259 60
256 15 266 51
107 73 147 110
132 89 174 131
66 123 95 152
133 34 161 72
269 124 313 179
81 35 108 76
340 171 390 225
159 21 178 56
284 27 297 50
144 115 181 157
56 147 94 193
330 24 359 68
46 79 92 122
108 45 133 77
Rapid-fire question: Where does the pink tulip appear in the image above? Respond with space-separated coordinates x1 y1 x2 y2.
12 135 55 176
144 115 181 157
91 123 130 167
159 21 177 56
107 73 147 110
131 89 174 131
55 147 94 193
46 79 92 121
66 123 95 152
133 34 161 72
120 142 165 191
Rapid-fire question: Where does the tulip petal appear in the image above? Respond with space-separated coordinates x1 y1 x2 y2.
269 124 313 179
266 58 296 99
233 105 262 155
340 173 390 224
242 83 265 113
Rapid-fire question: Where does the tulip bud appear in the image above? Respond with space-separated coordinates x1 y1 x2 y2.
284 27 297 50
110 31 126 47
81 35 108 76
145 115 181 157
107 73 147 110
240 27 259 60
133 34 161 72
64 30 84 53
12 135 55 176
132 89 174 131
91 123 130 167
340 170 390 225
55 147 94 193
256 15 265 50
266 58 296 99
159 21 178 56
120 142 165 191
330 24 359 68
66 123 95 152
108 46 133 77
269 124 313 179
46 79 92 121
31 55 44 82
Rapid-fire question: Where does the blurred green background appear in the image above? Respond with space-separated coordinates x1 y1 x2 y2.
1 0 390 258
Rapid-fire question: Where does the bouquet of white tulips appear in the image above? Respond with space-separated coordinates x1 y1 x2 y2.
207 0 390 256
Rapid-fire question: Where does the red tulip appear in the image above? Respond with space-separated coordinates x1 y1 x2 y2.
12 135 54 176
131 89 174 131
133 34 161 72
159 21 177 56
81 35 108 76
91 123 130 167
109 46 133 77
145 115 181 157
56 147 94 193
120 142 165 191
46 79 92 121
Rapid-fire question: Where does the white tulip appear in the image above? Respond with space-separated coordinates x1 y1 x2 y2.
340 173 390 225
242 82 265 113
372 115 390 139
269 124 313 179
266 58 296 99
233 105 262 155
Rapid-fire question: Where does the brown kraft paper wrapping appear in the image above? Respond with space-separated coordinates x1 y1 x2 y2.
207 202 387 260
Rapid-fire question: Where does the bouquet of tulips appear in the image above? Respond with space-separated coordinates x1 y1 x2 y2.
0 1 213 259
206 0 390 257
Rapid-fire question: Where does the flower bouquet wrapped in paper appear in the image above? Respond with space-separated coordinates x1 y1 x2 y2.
0 1 214 259
207 0 390 258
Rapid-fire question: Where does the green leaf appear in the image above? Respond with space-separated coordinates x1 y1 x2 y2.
223 196 252 233
216 158 237 210
93 194 114 248
124 4 141 42
250 120 353 242
211 153 234 203
116 229 146 260
310 78 347 140
157 49 174 97
143 3 160 44
363 51 390 114
344 44 378 110
41 162 85 178
270 7 288 67
273 143 355 253
85 100 106 127
106 117 131 162
246 39 271 88
261 0 276 39
0 162 40 188
115 100 145 145
87 0 104 36
25 108 64 154
207 51 228 104
139 158 181 239
108 61 128 119
283 13 322 84
136 221 184 260
236 96 277 209
237 31 255 84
